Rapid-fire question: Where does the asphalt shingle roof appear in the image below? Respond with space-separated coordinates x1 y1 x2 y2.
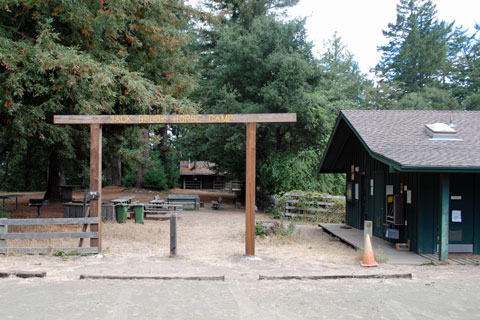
341 110 480 169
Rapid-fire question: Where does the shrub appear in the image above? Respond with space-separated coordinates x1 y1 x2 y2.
0 208 10 219
122 171 137 189
255 222 268 237
142 160 168 190
258 149 345 196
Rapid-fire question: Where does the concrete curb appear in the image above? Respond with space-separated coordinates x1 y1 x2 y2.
258 273 413 280
0 271 47 278
79 274 225 281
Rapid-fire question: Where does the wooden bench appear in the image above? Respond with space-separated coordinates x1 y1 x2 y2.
144 203 183 218
28 199 50 217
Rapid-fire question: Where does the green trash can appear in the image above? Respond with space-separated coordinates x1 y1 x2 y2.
116 204 127 223
133 204 144 224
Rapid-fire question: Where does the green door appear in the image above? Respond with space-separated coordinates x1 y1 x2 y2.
449 175 474 252
373 172 385 237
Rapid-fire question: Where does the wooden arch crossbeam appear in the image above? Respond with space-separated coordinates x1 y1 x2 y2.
54 113 297 256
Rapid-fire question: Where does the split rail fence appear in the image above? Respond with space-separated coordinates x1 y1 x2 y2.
284 192 345 218
0 217 99 254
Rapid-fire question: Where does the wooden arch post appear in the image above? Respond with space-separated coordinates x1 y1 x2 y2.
55 113 296 256
245 122 256 256
89 124 102 250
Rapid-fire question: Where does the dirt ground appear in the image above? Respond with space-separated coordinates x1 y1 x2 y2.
2 188 480 319
0 186 478 280
0 186 360 279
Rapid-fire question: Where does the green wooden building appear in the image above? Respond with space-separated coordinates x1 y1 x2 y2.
319 110 480 260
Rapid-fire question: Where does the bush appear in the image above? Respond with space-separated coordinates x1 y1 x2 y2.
0 208 10 219
164 155 180 189
258 149 345 196
142 159 168 190
255 222 268 237
122 171 137 189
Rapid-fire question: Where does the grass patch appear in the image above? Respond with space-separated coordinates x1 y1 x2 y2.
53 249 90 260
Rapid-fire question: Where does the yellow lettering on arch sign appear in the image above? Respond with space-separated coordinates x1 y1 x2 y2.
55 113 297 125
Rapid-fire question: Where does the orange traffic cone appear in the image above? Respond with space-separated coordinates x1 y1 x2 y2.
360 234 377 267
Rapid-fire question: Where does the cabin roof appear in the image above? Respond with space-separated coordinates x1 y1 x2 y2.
179 161 219 176
320 110 480 173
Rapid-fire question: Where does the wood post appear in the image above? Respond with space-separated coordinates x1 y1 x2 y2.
245 123 256 256
439 173 450 261
89 124 102 250
170 212 177 256
0 219 7 249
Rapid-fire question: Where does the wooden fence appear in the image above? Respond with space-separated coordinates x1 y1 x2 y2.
284 192 345 218
0 217 99 254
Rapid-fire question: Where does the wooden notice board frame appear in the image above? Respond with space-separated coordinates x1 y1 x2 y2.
54 113 297 256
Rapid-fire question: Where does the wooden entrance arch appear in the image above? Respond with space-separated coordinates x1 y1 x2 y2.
54 113 297 256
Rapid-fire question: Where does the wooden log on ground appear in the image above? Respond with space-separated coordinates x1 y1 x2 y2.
79 274 225 281
258 273 413 280
0 271 47 278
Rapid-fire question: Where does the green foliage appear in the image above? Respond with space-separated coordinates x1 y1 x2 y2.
258 149 345 195
142 156 168 191
269 191 345 224
255 220 295 237
179 25 369 196
255 222 268 237
53 249 89 260
449 26 480 110
205 0 299 29
274 220 296 237
122 171 137 189
315 33 372 113
0 0 198 193
0 208 10 219
164 154 180 189
376 0 454 93
396 86 459 110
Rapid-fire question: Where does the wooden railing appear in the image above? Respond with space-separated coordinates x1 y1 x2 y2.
184 181 201 189
0 217 99 254
284 192 345 218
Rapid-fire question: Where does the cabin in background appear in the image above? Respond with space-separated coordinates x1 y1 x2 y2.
179 160 241 192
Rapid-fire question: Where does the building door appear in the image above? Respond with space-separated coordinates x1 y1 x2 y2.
449 175 474 252
373 172 385 237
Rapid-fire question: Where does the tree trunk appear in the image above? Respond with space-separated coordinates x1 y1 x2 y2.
24 146 32 191
43 151 63 202
135 129 150 188
160 124 168 147
109 156 122 186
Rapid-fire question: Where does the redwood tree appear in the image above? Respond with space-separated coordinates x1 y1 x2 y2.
0 1 198 198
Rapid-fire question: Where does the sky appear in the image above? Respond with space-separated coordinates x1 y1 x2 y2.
287 0 480 77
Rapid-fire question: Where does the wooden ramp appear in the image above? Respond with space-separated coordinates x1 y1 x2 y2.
319 223 429 265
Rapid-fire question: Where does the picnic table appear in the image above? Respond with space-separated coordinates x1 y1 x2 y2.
166 194 200 211
111 196 135 205
0 194 25 211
